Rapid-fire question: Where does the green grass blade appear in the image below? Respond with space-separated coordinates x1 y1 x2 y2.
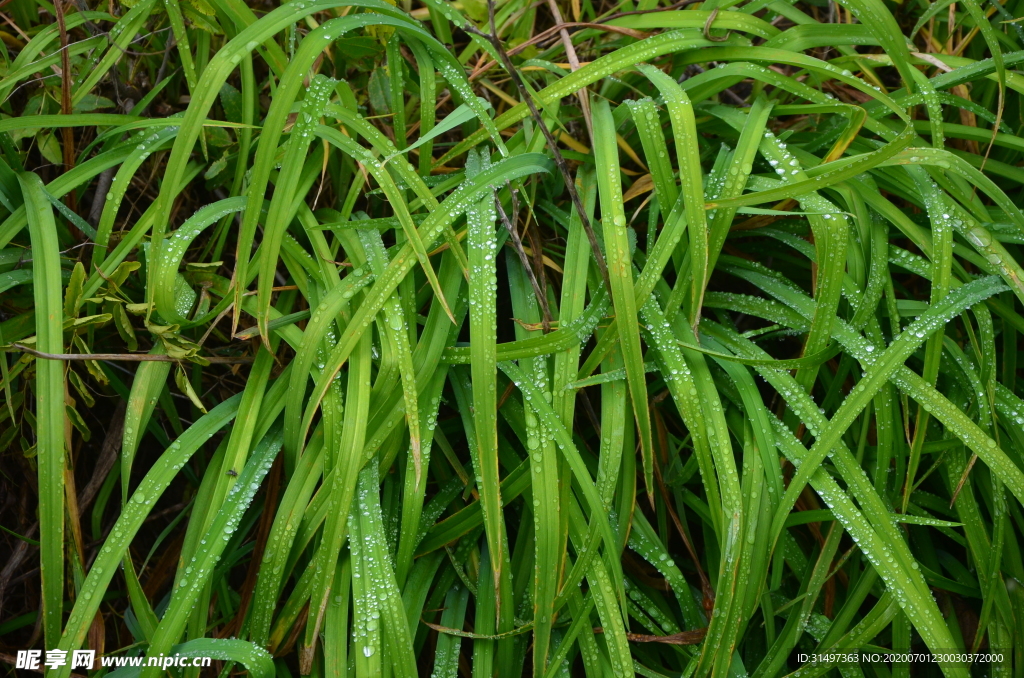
592 97 654 500
18 171 65 649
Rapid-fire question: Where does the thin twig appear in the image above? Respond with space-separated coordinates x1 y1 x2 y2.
199 302 234 346
702 8 731 42
464 0 699 82
465 22 649 83
625 629 708 645
544 0 593 139
89 168 114 227
0 10 30 43
494 189 552 330
525 210 551 319
154 34 177 99
0 521 37 616
950 452 979 506
591 627 708 645
8 345 253 364
77 401 125 512
464 1 611 296
458 0 704 86
595 0 702 21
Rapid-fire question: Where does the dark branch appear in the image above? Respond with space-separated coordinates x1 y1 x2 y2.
8 345 253 364
464 1 612 296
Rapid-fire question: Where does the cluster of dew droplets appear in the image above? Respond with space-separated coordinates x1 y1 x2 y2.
168 435 278 640
703 144 736 227
159 201 240 317
627 527 689 604
430 587 469 678
425 392 443 433
466 149 500 341
708 291 798 330
584 563 627 675
638 298 736 501
293 74 335 149
690 376 740 513
750 307 964 626
524 393 546 480
769 418 920 612
59 435 193 654
347 512 380 662
362 407 402 463
918 81 945 146
312 284 361 391
506 370 581 520
902 513 957 528
99 128 175 247
518 368 556 486
639 299 697 406
994 385 1024 427
249 526 289 642
761 129 803 182
426 0 465 29
362 228 422 471
435 61 506 157
165 201 247 274
729 256 808 298
626 98 671 181
565 288 610 345
196 638 272 674
624 579 682 635
940 195 1021 287
889 245 930 278
414 477 462 549
916 176 960 284
407 383 448 489
871 277 1005 384
823 62 884 98
943 341 991 426
720 147 755 202
803 612 831 643
352 467 406 662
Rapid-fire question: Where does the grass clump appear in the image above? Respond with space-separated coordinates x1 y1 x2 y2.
1 0 1024 675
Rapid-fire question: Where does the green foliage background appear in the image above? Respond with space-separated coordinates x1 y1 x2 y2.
1 0 1024 675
